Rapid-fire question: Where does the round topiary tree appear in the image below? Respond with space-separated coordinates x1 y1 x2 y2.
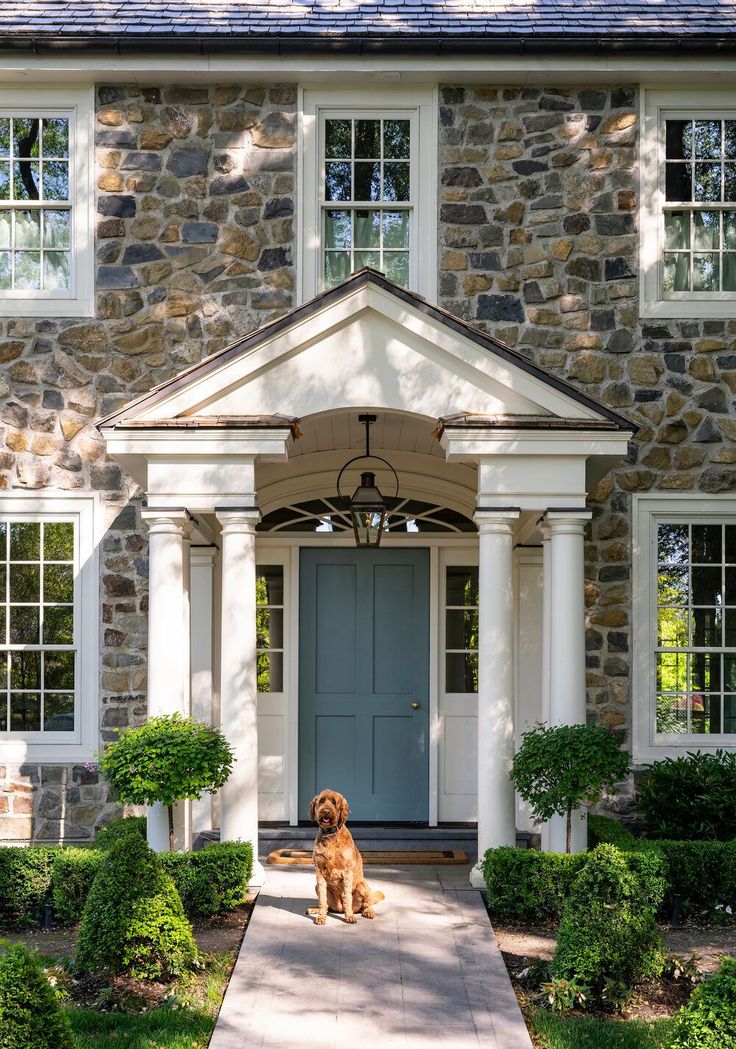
0 940 76 1049
76 831 198 981
510 722 631 853
100 714 234 851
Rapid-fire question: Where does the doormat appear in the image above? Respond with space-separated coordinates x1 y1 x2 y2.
267 848 468 866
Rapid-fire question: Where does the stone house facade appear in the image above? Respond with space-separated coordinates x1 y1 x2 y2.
0 4 734 873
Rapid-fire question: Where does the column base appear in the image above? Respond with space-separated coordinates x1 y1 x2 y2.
248 859 267 888
469 866 485 889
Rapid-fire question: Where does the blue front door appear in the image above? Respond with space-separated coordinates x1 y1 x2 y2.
299 547 430 821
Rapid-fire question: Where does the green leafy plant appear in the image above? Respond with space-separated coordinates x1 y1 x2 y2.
480 845 588 922
669 956 736 1048
160 842 253 918
99 715 234 851
588 813 637 851
552 844 666 997
51 849 105 928
601 976 633 1013
637 750 736 841
663 954 704 985
92 815 146 850
542 976 590 1013
0 846 55 930
641 840 736 923
511 723 631 853
76 831 198 981
0 940 76 1049
517 958 552 990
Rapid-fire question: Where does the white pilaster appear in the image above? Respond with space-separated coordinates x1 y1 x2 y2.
190 545 217 840
471 509 520 888
545 509 592 853
141 509 192 852
216 508 265 886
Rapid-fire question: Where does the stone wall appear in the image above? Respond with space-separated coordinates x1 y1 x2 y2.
0 83 297 841
438 85 736 807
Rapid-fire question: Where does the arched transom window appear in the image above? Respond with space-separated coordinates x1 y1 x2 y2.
257 498 476 534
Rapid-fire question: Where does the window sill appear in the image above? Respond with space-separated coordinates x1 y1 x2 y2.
640 296 736 321
0 295 95 319
0 740 95 763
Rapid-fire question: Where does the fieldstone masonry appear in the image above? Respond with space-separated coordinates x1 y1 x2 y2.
2 81 735 839
439 85 736 813
0 83 297 841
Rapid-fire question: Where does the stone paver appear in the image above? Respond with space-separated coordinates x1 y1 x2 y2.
210 864 532 1049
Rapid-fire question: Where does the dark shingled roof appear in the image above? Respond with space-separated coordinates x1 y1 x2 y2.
2 0 736 49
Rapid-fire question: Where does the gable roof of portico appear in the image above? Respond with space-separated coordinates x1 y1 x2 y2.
99 268 633 437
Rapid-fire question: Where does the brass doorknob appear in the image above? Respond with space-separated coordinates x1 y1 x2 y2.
411 701 421 710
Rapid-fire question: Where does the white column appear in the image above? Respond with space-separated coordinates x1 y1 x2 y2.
141 509 192 852
216 508 265 886
540 522 553 852
545 510 591 853
190 545 217 841
471 509 519 888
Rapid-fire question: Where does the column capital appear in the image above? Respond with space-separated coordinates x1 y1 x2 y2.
215 507 261 533
543 508 592 536
141 507 192 535
474 507 520 534
190 544 218 566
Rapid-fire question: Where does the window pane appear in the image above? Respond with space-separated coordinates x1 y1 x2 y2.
446 567 479 606
256 608 283 649
446 609 478 650
727 526 736 563
724 254 736 292
382 210 409 249
43 693 74 732
692 607 722 648
693 211 720 250
325 119 351 159
0 607 5 646
324 210 351 250
658 566 688 605
9 563 40 602
41 118 69 159
354 250 380 270
13 160 40 200
446 651 478 693
0 522 5 559
666 119 692 159
658 607 688 647
0 162 9 200
692 565 722 605
324 251 350 287
44 251 69 291
44 650 74 690
694 120 722 159
663 252 690 292
694 163 721 202
43 209 70 249
0 213 10 249
10 522 40 560
665 162 692 201
10 693 40 731
724 654 736 691
354 209 380 249
9 606 39 644
42 160 69 201
724 695 736 734
11 651 41 690
383 119 410 159
13 118 40 157
658 523 689 563
325 162 351 202
0 252 10 289
691 694 721 734
43 605 73 645
725 165 736 203
384 252 409 286
15 251 41 290
0 119 9 157
383 162 410 202
14 210 40 249
257 650 283 693
256 565 283 605
726 121 736 159
354 161 380 201
692 524 722 563
657 693 688 733
44 563 73 602
693 253 719 291
355 119 380 159
0 652 6 687
691 652 721 691
657 652 688 692
664 211 690 250
726 566 736 605
726 609 736 646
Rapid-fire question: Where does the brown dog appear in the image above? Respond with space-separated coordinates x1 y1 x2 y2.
306 789 384 925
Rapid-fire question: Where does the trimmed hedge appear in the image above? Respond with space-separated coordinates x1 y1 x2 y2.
637 750 736 841
92 815 146 850
480 846 588 922
652 840 736 922
0 941 76 1049
0 847 56 930
670 956 736 1048
51 849 105 928
161 842 253 918
587 814 637 851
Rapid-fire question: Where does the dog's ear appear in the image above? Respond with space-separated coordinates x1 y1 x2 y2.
308 795 319 822
337 793 350 825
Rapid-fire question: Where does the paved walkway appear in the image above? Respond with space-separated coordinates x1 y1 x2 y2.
210 864 533 1049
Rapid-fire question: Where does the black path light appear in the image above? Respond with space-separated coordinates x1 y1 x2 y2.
336 414 400 547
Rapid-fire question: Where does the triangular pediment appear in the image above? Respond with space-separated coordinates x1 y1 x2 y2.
99 270 630 432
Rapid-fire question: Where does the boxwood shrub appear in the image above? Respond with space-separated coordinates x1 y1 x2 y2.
92 815 146 850
637 750 736 841
480 846 588 922
670 956 736 1048
587 814 637 851
51 849 105 928
650 840 736 922
161 842 253 918
0 847 56 930
0 941 76 1049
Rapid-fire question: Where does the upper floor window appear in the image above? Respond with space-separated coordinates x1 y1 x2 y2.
300 87 437 303
641 89 736 319
0 87 93 318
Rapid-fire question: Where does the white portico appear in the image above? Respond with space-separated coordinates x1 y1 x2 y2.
99 270 632 886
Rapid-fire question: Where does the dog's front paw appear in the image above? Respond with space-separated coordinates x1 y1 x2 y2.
362 907 375 919
314 913 327 925
344 913 357 924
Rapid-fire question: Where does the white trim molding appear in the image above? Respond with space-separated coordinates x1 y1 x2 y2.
298 85 438 303
0 84 94 319
640 86 736 320
0 491 98 763
633 492 736 763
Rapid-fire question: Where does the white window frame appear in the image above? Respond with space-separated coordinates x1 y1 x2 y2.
0 493 98 762
640 87 736 319
0 85 94 318
298 85 438 303
633 492 736 762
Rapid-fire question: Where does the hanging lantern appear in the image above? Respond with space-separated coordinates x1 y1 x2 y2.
337 415 399 548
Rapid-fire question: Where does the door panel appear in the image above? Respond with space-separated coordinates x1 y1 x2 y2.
299 548 429 821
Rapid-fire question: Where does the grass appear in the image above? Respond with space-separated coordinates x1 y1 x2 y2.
64 952 233 1049
529 1009 675 1049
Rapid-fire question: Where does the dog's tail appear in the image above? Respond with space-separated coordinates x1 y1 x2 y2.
370 890 385 905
